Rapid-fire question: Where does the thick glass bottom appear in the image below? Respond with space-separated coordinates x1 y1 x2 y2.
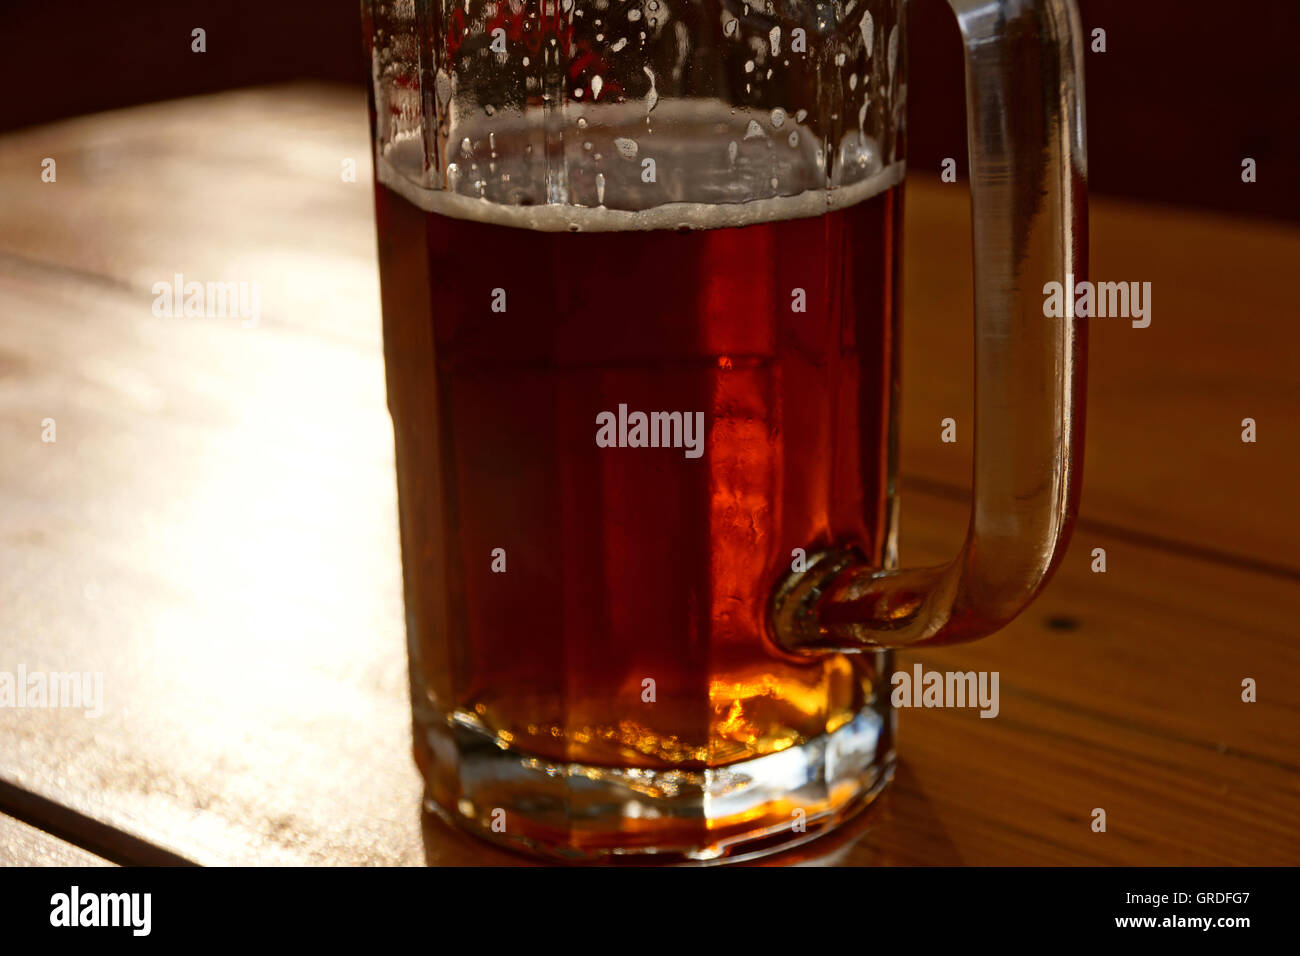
418 704 896 863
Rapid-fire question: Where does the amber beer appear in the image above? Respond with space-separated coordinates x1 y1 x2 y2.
374 171 901 849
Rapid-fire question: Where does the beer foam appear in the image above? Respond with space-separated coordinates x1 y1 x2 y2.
375 98 904 233
378 159 904 233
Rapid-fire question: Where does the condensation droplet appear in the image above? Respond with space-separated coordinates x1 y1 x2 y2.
644 66 659 113
849 73 858 90
744 120 765 140
795 108 808 122
724 18 738 38
461 137 473 156
484 103 496 116
614 137 639 159
612 37 628 52
577 116 588 129
628 8 641 21
860 11 874 58
769 26 781 56
728 140 738 165
591 75 604 99
770 107 787 128
788 131 799 147
744 60 755 73
596 172 606 205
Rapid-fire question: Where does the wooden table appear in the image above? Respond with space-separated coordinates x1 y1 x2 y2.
1 84 1296 866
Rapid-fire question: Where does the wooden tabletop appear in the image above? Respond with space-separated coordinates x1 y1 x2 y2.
0 83 1296 866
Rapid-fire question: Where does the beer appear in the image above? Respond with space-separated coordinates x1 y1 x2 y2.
376 152 901 837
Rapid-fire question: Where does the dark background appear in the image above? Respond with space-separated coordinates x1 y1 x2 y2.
0 0 1296 221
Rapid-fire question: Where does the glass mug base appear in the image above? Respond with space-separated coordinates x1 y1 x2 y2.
417 700 896 863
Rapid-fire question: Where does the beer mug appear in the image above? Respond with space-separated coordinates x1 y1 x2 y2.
364 0 1086 861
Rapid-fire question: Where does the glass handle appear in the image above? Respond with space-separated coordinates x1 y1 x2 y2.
771 0 1089 652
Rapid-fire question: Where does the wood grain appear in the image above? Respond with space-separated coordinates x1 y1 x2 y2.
0 811 112 867
0 84 1295 865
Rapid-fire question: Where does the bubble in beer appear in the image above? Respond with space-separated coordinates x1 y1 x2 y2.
614 137 639 159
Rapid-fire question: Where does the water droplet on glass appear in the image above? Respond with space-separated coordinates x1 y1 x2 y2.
770 108 786 128
614 137 639 159
596 172 606 205
644 66 659 113
591 75 603 99
461 137 473 157
795 108 808 122
612 37 628 52
744 120 764 140
628 8 641 21
860 11 875 57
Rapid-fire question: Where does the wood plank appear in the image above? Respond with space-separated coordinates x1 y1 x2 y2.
0 811 113 867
